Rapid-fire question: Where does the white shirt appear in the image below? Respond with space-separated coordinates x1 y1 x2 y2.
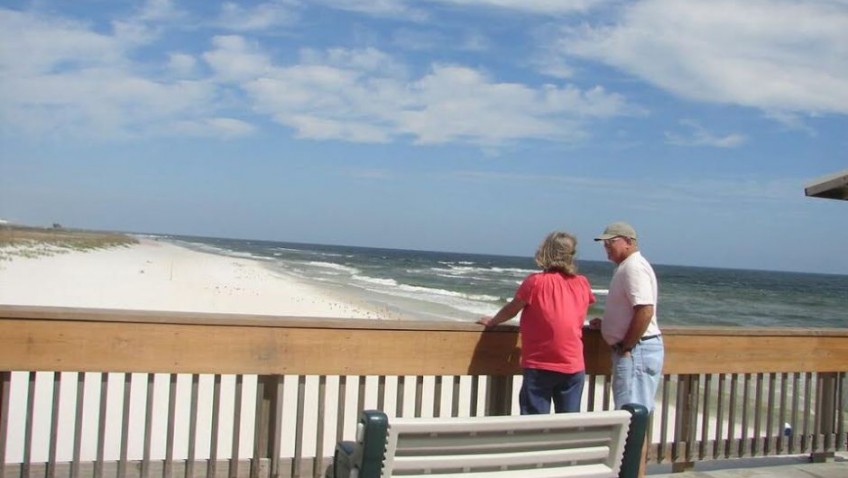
601 251 661 345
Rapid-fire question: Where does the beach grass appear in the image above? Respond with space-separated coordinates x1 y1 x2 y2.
0 225 137 261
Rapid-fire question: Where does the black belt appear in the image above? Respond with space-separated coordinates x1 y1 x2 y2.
640 334 661 342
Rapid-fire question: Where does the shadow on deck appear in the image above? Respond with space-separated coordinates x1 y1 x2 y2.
648 451 847 477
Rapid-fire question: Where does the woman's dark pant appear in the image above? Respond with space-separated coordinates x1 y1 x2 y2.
519 368 585 414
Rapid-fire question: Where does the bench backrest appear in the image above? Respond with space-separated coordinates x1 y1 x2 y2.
346 404 648 478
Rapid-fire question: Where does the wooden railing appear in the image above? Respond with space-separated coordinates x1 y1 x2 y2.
1 305 846 477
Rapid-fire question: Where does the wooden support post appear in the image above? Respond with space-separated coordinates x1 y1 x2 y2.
254 375 284 478
671 374 695 473
484 375 513 416
811 372 837 463
0 372 11 478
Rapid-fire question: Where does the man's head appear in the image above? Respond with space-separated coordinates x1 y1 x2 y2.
594 222 638 264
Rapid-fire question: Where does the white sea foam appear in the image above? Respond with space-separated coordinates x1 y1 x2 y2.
356 278 501 303
305 261 360 274
489 267 535 275
355 282 503 319
174 240 265 261
433 273 490 281
352 275 398 287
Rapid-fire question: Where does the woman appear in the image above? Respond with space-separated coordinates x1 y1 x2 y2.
477 231 595 414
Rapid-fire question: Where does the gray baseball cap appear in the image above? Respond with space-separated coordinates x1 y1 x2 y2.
594 222 637 241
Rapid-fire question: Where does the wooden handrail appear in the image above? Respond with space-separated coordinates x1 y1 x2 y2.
1 305 847 375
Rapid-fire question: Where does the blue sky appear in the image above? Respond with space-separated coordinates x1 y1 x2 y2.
1 0 846 274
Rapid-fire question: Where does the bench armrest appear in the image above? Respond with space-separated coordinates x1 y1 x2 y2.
619 404 649 478
326 441 356 478
325 410 389 478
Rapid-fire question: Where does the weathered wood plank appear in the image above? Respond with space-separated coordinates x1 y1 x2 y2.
2 314 848 376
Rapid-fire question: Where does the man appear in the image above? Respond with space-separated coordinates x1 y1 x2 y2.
590 222 663 478
589 222 664 411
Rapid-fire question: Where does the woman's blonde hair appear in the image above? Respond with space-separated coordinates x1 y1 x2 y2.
535 231 578 275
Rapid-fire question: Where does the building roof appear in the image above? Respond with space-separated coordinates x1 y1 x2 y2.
804 169 848 200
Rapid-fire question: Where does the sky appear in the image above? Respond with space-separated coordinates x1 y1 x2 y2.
1 0 847 275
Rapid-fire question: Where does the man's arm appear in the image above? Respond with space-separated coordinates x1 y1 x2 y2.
617 304 654 353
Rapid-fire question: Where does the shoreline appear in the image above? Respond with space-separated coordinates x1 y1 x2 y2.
0 236 390 319
167 235 491 323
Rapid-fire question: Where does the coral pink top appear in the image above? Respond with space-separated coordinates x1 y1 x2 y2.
516 272 595 374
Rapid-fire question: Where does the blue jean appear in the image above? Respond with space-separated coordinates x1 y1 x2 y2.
611 335 664 411
519 368 585 414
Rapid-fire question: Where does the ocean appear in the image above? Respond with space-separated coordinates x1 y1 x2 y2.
168 235 848 328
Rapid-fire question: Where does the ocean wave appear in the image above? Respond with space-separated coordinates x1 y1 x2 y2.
438 260 476 266
431 266 478 274
429 265 532 277
353 275 398 287
488 267 536 275
176 240 264 261
304 261 360 274
592 289 609 296
433 273 492 281
356 282 503 318
273 247 346 259
358 279 501 303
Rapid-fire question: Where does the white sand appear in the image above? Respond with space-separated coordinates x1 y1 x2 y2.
0 237 381 318
0 238 389 464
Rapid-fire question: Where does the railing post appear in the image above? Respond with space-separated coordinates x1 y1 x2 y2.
484 375 513 416
255 375 284 478
671 374 696 473
811 372 837 463
0 372 10 478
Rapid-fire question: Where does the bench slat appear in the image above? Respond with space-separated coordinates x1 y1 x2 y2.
394 428 618 454
391 445 613 470
389 462 617 478
389 411 630 433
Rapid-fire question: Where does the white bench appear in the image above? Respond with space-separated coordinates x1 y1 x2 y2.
327 404 648 478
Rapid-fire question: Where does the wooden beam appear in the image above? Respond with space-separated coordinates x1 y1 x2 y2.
805 170 848 200
1 306 847 376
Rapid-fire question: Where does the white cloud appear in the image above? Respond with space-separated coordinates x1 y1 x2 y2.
216 1 299 31
227 43 634 145
114 0 187 46
428 0 609 15
136 0 186 22
555 0 848 116
0 9 127 76
314 0 430 21
2 67 219 139
0 9 233 140
167 53 199 77
665 120 746 148
0 5 635 146
451 170 801 204
203 35 273 82
392 28 444 51
302 47 403 75
316 0 609 20
172 117 256 139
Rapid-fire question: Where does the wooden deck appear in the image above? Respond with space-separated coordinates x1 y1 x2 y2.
1 305 846 477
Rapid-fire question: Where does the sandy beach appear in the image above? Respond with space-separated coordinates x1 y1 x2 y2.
0 237 393 463
0 237 383 318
